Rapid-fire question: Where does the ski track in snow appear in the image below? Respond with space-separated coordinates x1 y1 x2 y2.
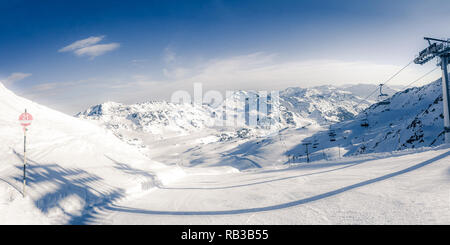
81 147 450 224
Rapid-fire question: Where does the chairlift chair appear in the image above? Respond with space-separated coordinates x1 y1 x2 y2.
328 129 337 141
361 118 369 127
378 84 391 105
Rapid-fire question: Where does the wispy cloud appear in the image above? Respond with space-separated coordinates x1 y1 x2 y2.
162 46 190 79
0 72 32 86
163 67 190 79
74 43 120 58
59 36 119 59
58 36 104 52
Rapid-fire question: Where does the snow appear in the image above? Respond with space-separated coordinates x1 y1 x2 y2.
0 83 184 224
1 80 449 225
91 145 450 225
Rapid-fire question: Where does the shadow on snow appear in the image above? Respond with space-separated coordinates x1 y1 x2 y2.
12 150 124 225
103 150 450 216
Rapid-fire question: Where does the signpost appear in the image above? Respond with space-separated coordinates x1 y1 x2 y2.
18 109 33 197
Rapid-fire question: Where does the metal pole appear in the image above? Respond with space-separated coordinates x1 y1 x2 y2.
338 144 341 159
23 126 27 197
305 144 310 163
441 56 450 143
22 108 28 197
322 149 328 161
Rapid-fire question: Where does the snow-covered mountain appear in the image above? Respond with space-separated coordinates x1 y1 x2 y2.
75 80 449 166
76 85 371 140
296 79 446 158
280 85 370 124
76 101 216 138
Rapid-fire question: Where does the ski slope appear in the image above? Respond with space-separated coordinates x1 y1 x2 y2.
0 83 184 224
86 145 450 225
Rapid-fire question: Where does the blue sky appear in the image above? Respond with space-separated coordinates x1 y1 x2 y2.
0 0 449 113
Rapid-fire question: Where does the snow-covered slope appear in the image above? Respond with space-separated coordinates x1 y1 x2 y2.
295 79 446 158
92 145 450 225
0 83 183 224
359 80 445 151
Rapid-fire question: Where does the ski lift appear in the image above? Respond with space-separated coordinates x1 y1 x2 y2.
360 118 369 127
378 84 391 105
313 142 319 149
360 112 369 127
328 129 337 141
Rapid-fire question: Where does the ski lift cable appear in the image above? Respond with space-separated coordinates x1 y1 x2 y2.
354 59 414 109
351 59 414 129
400 66 439 90
382 60 414 87
282 60 415 160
